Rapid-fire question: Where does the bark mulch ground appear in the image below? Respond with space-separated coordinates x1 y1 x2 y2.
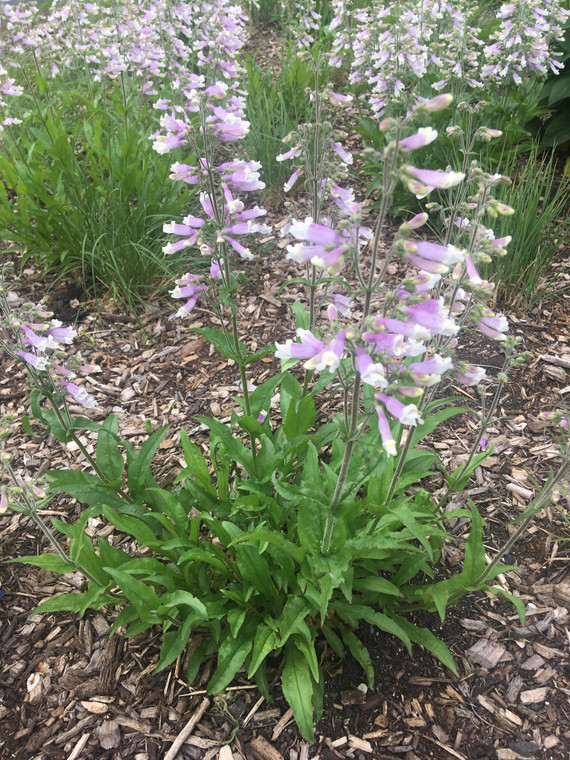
1 242 570 760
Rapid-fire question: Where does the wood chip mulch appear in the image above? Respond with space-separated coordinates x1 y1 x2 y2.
2 239 570 760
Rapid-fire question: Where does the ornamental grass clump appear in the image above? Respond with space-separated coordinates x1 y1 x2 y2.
4 62 546 739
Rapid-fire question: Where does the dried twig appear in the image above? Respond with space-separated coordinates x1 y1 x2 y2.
163 697 210 760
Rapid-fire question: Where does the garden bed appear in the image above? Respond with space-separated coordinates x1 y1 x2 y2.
2 2 570 758
1 246 570 760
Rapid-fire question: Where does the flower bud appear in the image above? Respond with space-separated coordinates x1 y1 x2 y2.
475 126 503 142
446 125 462 139
420 93 453 112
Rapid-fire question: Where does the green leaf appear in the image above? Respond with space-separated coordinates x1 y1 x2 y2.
283 395 316 440
243 345 276 366
392 615 458 675
297 496 327 554
33 591 94 615
69 531 110 585
125 425 171 501
47 470 126 509
487 586 526 623
547 72 570 106
340 627 374 688
178 430 216 495
110 605 139 635
237 415 265 436
103 567 160 618
207 629 254 694
387 503 435 560
282 645 315 741
232 528 305 564
249 373 283 417
445 449 492 492
279 596 311 645
248 624 280 677
461 502 486 585
102 506 159 548
97 538 131 569
291 633 320 682
410 407 469 447
366 457 394 509
8 553 74 573
235 544 278 599
352 576 402 597
186 640 210 685
290 301 310 331
334 602 411 653
198 417 253 472
34 583 113 616
194 327 242 362
321 623 345 658
155 612 202 673
146 488 188 534
159 591 208 619
96 415 124 481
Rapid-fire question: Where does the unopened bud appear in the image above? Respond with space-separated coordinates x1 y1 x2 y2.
446 125 462 138
419 93 453 112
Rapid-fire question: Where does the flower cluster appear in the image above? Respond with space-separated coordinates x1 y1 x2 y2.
275 108 514 457
482 0 569 84
0 61 23 131
328 0 568 116
0 0 248 104
0 273 99 408
156 85 270 318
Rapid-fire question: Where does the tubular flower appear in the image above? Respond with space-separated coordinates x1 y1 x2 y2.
401 166 465 197
275 329 325 362
327 293 353 322
16 350 49 371
355 347 388 388
455 362 487 386
474 307 509 340
305 331 346 372
59 381 98 408
375 392 424 426
170 273 208 319
402 299 460 337
284 169 301 193
398 127 438 151
376 405 397 457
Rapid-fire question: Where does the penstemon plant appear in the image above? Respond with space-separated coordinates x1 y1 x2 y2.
4 69 547 741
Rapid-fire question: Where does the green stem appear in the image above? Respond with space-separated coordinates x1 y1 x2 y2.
367 427 414 536
321 371 362 555
473 460 570 588
47 395 134 503
4 459 102 584
437 347 512 513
